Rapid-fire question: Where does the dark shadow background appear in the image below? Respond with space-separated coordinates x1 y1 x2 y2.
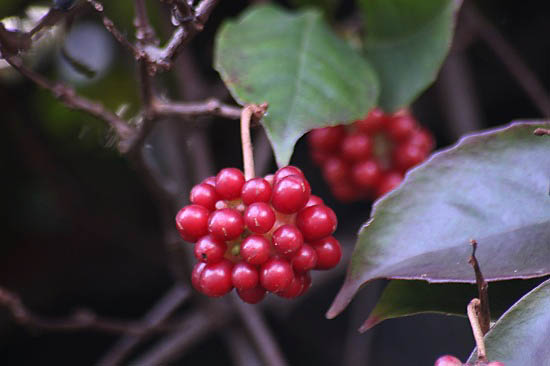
1 0 549 364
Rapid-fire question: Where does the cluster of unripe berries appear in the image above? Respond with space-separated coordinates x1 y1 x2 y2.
435 355 504 366
308 108 434 202
175 166 341 303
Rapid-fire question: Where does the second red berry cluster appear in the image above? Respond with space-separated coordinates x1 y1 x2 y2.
175 166 341 304
308 108 434 202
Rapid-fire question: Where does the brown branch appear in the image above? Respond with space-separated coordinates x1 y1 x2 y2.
153 99 243 119
4 55 137 153
467 299 488 363
0 286 179 335
469 239 490 335
98 284 191 366
464 4 550 118
134 0 158 46
534 128 550 136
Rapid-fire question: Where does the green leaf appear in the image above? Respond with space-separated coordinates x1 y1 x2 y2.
289 0 339 17
214 5 379 167
467 278 550 365
327 121 550 319
361 278 546 332
360 0 461 111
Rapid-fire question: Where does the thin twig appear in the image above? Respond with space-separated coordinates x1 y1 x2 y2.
465 4 550 118
0 286 177 335
467 299 488 363
241 104 268 180
154 99 242 119
469 239 490 335
98 284 191 366
3 55 136 152
534 128 550 136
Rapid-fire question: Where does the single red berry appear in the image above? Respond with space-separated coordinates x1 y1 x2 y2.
272 224 303 255
202 176 216 187
237 286 266 304
386 113 417 142
191 262 207 292
311 236 342 270
190 183 219 211
331 182 360 202
232 261 259 291
194 235 227 263
199 259 234 297
243 202 276 234
322 157 350 184
291 244 317 273
297 272 312 296
271 175 311 214
277 275 303 299
352 160 382 189
274 166 305 183
308 126 345 152
356 107 386 133
241 178 272 204
296 204 337 241
305 195 323 208
241 235 271 265
487 362 505 366
408 128 434 153
208 208 244 241
434 355 462 366
260 258 294 293
376 171 403 197
175 204 210 242
341 133 373 161
311 150 330 166
215 168 245 200
393 143 428 172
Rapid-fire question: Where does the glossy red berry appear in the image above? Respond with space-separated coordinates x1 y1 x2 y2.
244 202 275 234
341 133 372 161
386 112 416 141
274 166 305 183
376 171 403 197
260 258 294 293
297 272 312 295
331 182 359 203
352 160 382 189
232 261 259 291
305 195 323 208
237 286 266 304
291 244 317 273
190 183 218 211
308 126 345 152
434 355 462 366
271 175 311 214
277 275 303 299
240 235 271 265
208 208 244 241
393 143 429 172
356 107 386 133
322 157 349 184
215 168 245 200
487 362 505 366
191 262 207 291
409 128 434 152
311 236 341 270
241 178 272 204
175 204 210 242
272 224 303 255
199 259 234 297
194 235 227 263
202 176 216 187
296 205 337 241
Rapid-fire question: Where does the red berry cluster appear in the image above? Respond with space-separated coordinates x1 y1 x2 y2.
308 108 434 202
434 355 504 366
175 166 341 304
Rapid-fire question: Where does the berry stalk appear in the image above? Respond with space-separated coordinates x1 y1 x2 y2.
240 104 268 180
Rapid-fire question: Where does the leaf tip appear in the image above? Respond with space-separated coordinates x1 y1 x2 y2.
359 315 380 333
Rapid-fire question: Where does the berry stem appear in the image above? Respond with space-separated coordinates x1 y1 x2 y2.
468 240 490 334
467 298 488 363
534 127 550 136
240 104 268 180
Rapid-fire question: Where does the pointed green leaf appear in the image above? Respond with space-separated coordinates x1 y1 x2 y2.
214 5 379 167
467 278 550 365
361 278 546 332
360 0 461 111
327 121 550 319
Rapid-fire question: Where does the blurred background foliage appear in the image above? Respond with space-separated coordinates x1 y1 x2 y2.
1 0 549 365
